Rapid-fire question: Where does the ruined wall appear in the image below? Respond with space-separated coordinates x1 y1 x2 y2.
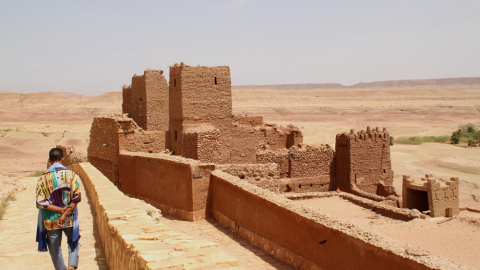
289 144 335 178
402 174 459 217
230 124 263 163
122 69 169 133
116 117 165 154
56 144 87 167
256 148 290 178
233 115 263 127
182 125 223 163
216 163 280 191
87 117 120 183
209 171 438 270
259 124 303 151
279 176 332 193
118 151 215 221
335 127 394 196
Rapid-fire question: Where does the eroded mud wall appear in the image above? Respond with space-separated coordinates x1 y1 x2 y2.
122 69 169 132
208 171 433 270
87 117 120 183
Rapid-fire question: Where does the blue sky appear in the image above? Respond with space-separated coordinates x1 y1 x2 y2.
1 0 479 94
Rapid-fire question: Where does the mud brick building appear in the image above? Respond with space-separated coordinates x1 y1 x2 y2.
402 174 460 217
82 63 462 270
88 62 396 204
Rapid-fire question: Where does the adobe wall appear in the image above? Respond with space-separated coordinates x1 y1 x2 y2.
56 144 87 167
403 174 460 217
87 116 120 183
116 117 165 154
122 69 169 132
256 148 290 177
88 115 167 184
182 125 223 163
279 176 332 193
208 171 452 270
289 144 335 178
217 163 280 191
335 127 394 195
70 162 241 269
169 63 233 161
117 151 214 221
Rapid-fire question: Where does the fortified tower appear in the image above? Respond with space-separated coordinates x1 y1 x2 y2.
168 63 233 162
122 69 169 132
335 127 395 197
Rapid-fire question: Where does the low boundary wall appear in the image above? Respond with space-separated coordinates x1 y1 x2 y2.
208 171 463 270
117 151 214 221
71 162 240 270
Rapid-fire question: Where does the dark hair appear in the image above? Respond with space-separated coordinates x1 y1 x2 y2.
49 148 63 162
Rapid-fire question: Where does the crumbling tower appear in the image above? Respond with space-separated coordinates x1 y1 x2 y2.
122 69 169 132
169 63 233 162
335 127 395 197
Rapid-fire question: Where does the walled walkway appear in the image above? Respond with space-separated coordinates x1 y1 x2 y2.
0 176 108 270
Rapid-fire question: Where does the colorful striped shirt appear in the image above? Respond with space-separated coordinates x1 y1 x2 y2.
36 163 81 230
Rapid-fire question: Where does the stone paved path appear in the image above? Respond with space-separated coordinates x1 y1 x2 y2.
1 175 293 270
131 197 293 270
0 177 108 270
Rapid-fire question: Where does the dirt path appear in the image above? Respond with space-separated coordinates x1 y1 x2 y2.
0 177 108 269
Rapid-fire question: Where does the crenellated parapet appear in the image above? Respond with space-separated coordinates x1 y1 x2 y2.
335 126 394 197
402 174 459 217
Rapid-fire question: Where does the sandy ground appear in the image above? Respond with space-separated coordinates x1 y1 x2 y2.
297 196 480 269
1 85 479 268
0 177 108 269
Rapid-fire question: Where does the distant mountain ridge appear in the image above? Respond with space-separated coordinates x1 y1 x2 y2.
233 77 480 92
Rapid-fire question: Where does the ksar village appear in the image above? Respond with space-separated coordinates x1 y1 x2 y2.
0 2 479 270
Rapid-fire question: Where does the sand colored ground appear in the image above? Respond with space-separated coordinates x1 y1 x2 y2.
1 84 479 269
297 196 480 269
0 176 108 269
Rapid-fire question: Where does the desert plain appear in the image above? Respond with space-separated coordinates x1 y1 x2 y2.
1 78 480 269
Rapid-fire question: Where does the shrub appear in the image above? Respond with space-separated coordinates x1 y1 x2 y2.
459 123 477 134
451 129 461 144
390 136 394 146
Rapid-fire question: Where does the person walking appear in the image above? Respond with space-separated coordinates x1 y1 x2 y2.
36 148 81 270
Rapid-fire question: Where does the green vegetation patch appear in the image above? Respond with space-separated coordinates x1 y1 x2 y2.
451 123 480 145
394 136 450 145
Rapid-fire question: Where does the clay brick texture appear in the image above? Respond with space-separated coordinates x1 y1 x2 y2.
402 174 459 217
335 127 394 196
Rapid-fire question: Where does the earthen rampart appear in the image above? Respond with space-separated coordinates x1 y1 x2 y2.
71 162 241 269
208 170 455 270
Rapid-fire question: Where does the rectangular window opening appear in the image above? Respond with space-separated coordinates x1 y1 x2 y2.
214 77 217 85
